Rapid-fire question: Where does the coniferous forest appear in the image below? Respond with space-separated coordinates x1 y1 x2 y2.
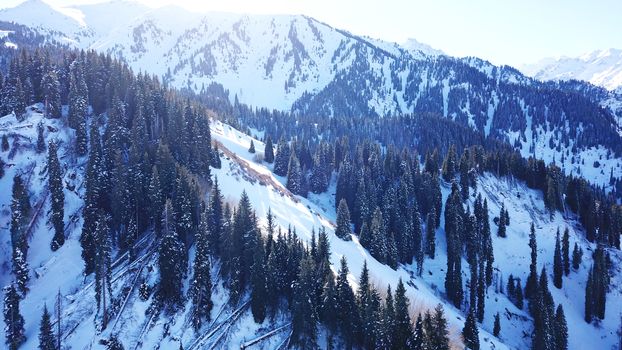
1 3 622 350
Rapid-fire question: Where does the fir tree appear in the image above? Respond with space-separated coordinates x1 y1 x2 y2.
493 312 501 337
3 284 25 350
264 135 274 163
38 304 55 350
462 308 480 350
248 140 255 153
48 141 65 251
553 229 563 289
335 199 352 241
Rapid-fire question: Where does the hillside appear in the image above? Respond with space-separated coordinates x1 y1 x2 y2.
1 0 621 191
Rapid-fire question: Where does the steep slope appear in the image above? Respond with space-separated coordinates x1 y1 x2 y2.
1 107 621 349
522 48 622 91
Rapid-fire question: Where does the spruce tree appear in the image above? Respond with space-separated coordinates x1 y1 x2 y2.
264 135 274 163
393 279 413 349
497 204 507 238
444 182 463 308
2 134 9 152
562 228 570 276
10 174 30 253
3 284 25 350
12 247 29 295
335 199 352 241
41 70 61 118
94 214 112 329
48 141 65 251
286 152 303 196
553 229 563 289
191 211 213 330
441 145 458 182
81 122 103 275
250 233 267 323
462 308 480 350
411 314 425 350
585 268 593 323
291 256 319 349
273 138 290 176
431 304 450 350
159 200 184 305
335 257 358 349
493 312 501 337
554 305 568 350
38 304 55 350
248 140 255 153
426 209 436 259
37 122 45 153
572 243 582 270
207 177 224 255
525 222 538 300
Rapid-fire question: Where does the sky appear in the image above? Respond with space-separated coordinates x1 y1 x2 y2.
1 0 621 67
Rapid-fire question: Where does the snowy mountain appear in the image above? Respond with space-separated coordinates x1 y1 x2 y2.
3 0 621 191
521 48 622 91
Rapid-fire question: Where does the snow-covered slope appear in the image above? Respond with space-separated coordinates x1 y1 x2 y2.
401 37 444 57
521 48 622 91
2 105 620 349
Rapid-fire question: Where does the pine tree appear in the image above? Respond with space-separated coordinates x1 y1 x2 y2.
3 284 25 350
525 222 538 300
393 279 413 349
248 140 255 153
264 135 274 163
48 141 65 251
553 229 563 289
335 199 352 241
493 312 501 337
462 308 480 350
426 209 436 259
554 305 568 350
190 211 213 330
562 228 570 276
38 304 55 350
572 243 582 270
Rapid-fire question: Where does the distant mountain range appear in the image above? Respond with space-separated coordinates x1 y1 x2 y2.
1 0 622 187
521 48 622 91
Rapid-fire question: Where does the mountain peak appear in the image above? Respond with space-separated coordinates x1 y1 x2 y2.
401 37 444 57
